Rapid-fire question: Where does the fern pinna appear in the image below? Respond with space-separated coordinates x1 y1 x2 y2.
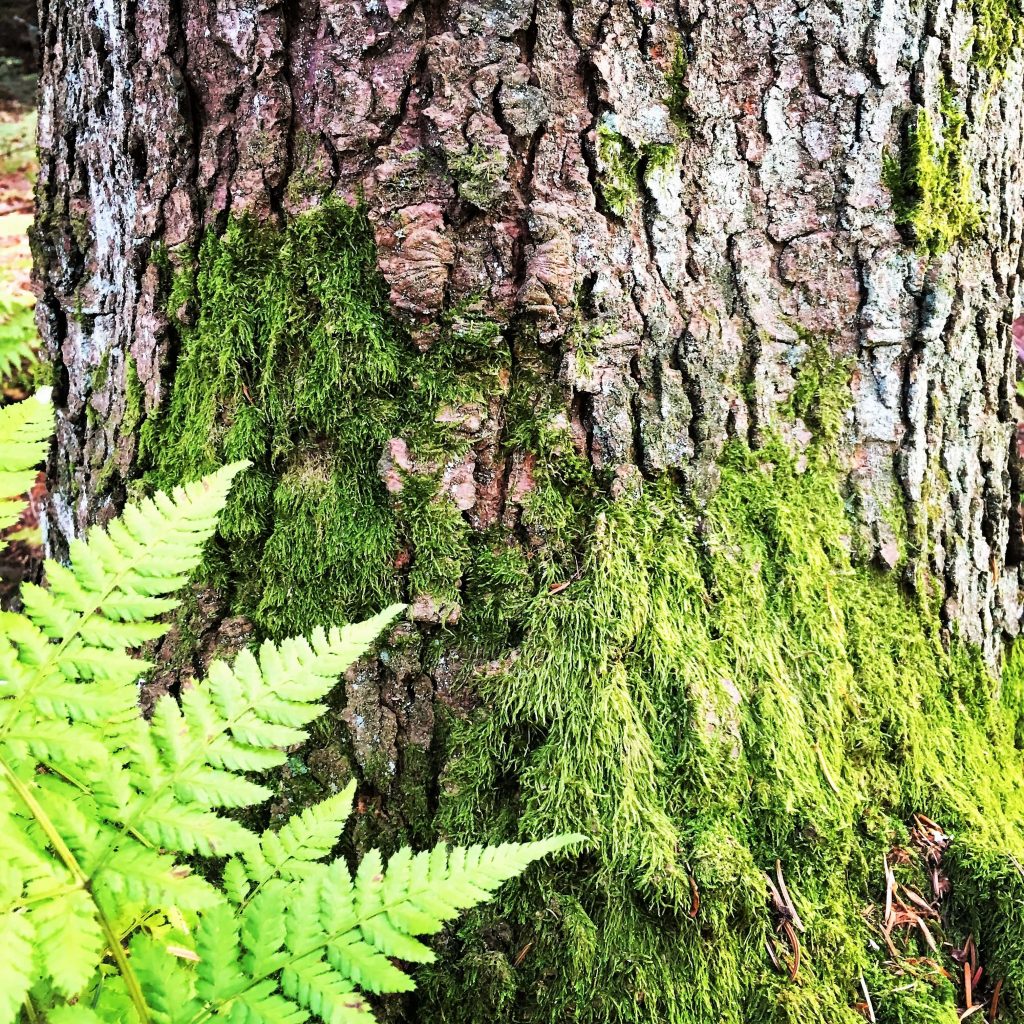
0 397 580 1024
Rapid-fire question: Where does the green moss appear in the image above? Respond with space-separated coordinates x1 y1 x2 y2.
140 199 508 637
780 338 854 453
425 428 1024 1023
138 196 1024 1023
596 124 640 218
121 354 145 439
597 124 681 216
446 146 508 210
972 0 1024 73
89 350 111 394
643 142 679 177
285 130 333 206
883 84 980 256
665 44 691 134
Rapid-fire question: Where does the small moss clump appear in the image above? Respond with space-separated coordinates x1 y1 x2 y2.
972 0 1024 73
884 85 980 256
446 145 508 210
596 124 641 217
597 124 679 217
665 44 691 134
781 337 853 453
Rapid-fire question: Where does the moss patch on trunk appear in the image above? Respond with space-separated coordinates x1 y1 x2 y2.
428 438 1024 1022
883 84 980 256
141 200 504 635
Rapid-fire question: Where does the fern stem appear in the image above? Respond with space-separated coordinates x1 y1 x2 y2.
22 994 41 1024
13 882 84 908
0 756 153 1024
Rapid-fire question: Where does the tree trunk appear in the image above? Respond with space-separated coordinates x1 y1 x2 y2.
33 0 1024 1021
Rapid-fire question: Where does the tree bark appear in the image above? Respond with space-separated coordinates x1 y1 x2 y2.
33 0 1024 1021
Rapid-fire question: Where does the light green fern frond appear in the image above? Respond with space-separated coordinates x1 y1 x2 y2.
181 822 582 1024
0 907 33 1022
0 452 580 1024
0 292 38 387
0 389 51 548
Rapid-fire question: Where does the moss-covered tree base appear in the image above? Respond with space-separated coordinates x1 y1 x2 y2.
132 201 1024 1024
429 441 1024 1023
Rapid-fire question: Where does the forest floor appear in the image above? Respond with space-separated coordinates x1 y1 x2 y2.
0 58 34 310
0 58 43 605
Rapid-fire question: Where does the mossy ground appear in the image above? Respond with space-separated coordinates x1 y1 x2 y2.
137 200 1024 1024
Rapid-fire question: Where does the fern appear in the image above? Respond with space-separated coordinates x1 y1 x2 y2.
0 403 582 1024
0 388 51 549
0 291 38 387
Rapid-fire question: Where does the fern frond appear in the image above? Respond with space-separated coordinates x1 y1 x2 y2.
196 902 248 1003
46 1006 105 1024
241 885 291 975
29 886 105 996
190 832 583 1020
93 841 219 912
0 290 38 386
281 957 375 1024
0 909 33 1023
365 836 585 953
17 462 249 677
237 784 356 900
0 437 581 1024
130 933 205 1024
0 390 51 548
95 609 403 870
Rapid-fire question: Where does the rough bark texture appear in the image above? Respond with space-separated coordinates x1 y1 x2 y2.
33 0 1024 1021
35 0 1024 659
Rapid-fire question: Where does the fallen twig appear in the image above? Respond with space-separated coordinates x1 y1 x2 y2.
991 978 1003 1021
687 872 700 919
776 860 805 933
780 919 800 980
883 855 894 928
859 973 876 1024
513 942 532 968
